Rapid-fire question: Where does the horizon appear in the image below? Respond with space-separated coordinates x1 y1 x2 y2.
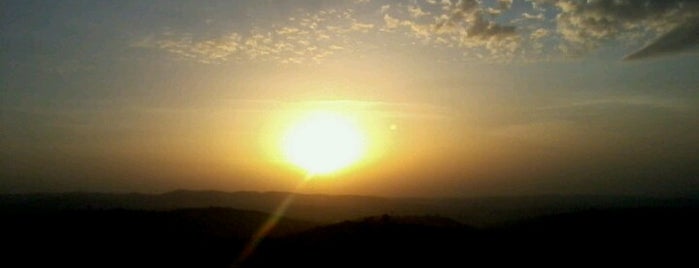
2 0 698 197
5 188 698 200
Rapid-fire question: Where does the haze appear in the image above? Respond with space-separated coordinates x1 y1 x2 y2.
1 0 698 197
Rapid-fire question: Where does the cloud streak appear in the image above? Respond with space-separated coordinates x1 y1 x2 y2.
133 0 699 63
133 8 374 64
624 18 699 60
538 0 699 58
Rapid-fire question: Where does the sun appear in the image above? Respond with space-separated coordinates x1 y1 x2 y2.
282 111 366 175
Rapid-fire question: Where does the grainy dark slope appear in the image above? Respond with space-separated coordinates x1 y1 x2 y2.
3 192 698 267
3 190 696 226
246 208 699 267
3 207 318 268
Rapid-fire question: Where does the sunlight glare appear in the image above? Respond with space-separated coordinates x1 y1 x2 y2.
282 111 366 175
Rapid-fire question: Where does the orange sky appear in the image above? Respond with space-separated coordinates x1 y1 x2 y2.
1 1 698 197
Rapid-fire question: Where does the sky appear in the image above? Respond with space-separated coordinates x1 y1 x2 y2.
1 0 698 197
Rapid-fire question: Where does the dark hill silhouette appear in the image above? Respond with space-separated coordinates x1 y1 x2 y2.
3 207 317 268
4 205 698 267
246 215 480 267
3 191 698 267
245 208 699 267
3 190 697 226
490 207 699 266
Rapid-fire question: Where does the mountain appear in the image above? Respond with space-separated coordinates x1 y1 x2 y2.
3 195 697 267
3 207 318 268
246 208 699 267
3 190 697 226
246 215 479 267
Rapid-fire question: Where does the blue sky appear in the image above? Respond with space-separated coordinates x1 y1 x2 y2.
1 0 698 196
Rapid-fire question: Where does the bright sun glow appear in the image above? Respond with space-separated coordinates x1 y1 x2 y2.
282 111 366 175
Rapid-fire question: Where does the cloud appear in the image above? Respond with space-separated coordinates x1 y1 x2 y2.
380 4 390 14
407 5 430 18
498 0 513 10
464 12 517 39
134 7 377 64
537 0 699 57
530 28 549 40
435 0 517 38
351 22 375 33
382 13 401 30
434 0 480 31
212 99 452 121
276 27 300 35
486 7 503 16
134 0 699 63
133 32 242 63
372 0 519 58
537 95 692 113
522 12 544 20
624 18 699 60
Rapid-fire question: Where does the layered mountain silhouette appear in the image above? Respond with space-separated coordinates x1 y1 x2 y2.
3 190 697 225
3 191 697 267
247 209 698 267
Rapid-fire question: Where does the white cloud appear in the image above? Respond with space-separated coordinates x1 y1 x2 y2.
530 28 549 40
351 22 375 33
383 13 401 29
380 4 390 14
407 5 430 18
522 12 544 20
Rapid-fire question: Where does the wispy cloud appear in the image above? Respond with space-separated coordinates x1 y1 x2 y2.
132 32 242 63
132 0 699 63
407 5 430 18
535 0 699 58
522 12 544 20
536 96 693 112
530 28 549 40
133 8 375 64
133 1 528 63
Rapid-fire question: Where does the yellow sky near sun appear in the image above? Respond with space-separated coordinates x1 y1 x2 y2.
148 97 464 194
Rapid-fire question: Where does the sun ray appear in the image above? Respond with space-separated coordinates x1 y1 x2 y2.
234 173 314 265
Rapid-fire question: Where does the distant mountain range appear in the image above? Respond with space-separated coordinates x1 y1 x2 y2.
2 190 697 226
3 190 697 267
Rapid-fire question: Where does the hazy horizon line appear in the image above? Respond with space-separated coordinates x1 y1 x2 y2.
3 188 697 200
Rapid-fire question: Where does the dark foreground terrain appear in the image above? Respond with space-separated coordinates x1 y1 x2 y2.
3 192 698 267
249 209 698 267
